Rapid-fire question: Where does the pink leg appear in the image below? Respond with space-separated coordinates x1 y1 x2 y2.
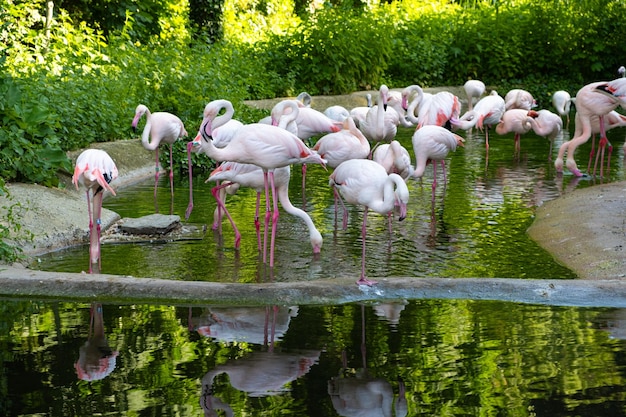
357 208 377 286
89 191 104 273
169 145 174 199
263 172 271 264
154 149 160 212
269 171 279 268
254 192 262 252
431 161 437 203
185 142 194 220
587 134 596 173
211 183 241 249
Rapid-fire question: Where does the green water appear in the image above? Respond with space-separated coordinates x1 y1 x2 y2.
33 123 623 280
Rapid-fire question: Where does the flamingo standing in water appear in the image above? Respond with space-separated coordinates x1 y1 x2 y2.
530 109 563 160
504 88 537 110
412 125 464 200
207 162 323 255
583 110 626 175
452 90 505 155
185 99 243 221
72 149 118 273
555 78 626 177
552 90 572 126
190 118 326 268
349 93 373 128
464 79 486 112
495 109 539 159
132 104 187 210
360 85 400 144
329 159 409 286
373 140 414 181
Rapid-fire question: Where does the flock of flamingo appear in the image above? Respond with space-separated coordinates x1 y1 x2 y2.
72 71 626 283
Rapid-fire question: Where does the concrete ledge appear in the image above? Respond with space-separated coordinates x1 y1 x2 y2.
2 267 626 308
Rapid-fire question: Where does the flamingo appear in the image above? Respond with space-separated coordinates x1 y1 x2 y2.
190 120 326 267
185 99 243 221
552 90 572 126
312 116 371 168
583 110 626 175
72 149 118 273
401 84 432 126
349 93 373 128
412 125 464 199
555 78 626 176
373 140 414 181
530 109 563 160
329 159 409 285
495 109 540 158
504 88 537 110
270 99 341 191
452 90 505 153
207 162 323 254
386 89 414 128
359 85 400 144
464 79 486 112
324 104 350 122
131 104 187 209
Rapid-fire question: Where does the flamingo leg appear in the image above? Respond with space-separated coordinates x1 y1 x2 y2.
587 134 596 174
211 182 241 249
89 190 104 273
154 148 160 212
185 142 194 220
254 192 262 252
169 144 174 198
357 208 377 286
269 171 280 268
263 172 271 264
431 161 437 203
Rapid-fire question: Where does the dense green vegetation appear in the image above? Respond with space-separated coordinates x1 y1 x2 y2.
1 0 625 261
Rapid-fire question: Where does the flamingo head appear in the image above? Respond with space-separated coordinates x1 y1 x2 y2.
527 110 539 118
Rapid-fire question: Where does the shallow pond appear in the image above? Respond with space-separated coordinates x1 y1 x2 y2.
32 123 625 280
12 113 626 416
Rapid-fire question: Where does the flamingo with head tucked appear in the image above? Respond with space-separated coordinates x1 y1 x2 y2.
360 85 400 144
552 90 572 127
464 79 486 112
530 109 563 160
132 104 187 209
329 159 409 286
495 109 540 158
72 149 118 273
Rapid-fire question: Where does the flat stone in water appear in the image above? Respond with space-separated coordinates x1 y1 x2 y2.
120 214 181 235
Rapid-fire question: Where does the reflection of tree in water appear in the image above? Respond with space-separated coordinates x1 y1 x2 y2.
191 305 320 416
74 303 118 381
329 304 407 417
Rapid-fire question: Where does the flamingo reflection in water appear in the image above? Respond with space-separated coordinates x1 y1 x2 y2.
328 305 407 417
74 303 118 381
190 306 321 416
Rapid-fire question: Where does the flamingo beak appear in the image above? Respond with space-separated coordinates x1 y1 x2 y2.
398 202 407 221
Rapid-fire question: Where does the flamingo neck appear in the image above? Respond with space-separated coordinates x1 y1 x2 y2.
140 110 160 151
276 184 323 252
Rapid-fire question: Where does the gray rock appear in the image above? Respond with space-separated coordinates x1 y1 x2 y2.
119 214 181 235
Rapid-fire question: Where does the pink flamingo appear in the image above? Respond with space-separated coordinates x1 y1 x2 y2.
270 99 341 190
504 88 537 110
401 85 433 126
72 149 118 273
208 162 323 255
329 159 409 286
452 90 505 154
552 90 572 126
312 116 370 168
412 125 464 200
186 99 243 220
464 79 486 112
373 140 414 181
349 93 373 128
495 109 540 158
530 109 563 160
189 121 326 268
360 85 400 144
583 110 626 175
131 104 187 209
555 78 626 177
